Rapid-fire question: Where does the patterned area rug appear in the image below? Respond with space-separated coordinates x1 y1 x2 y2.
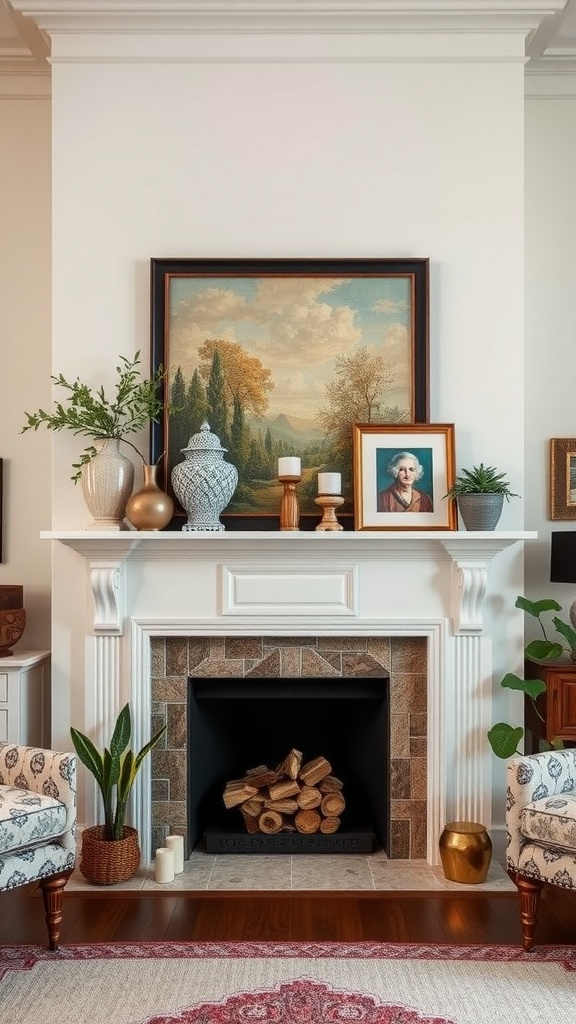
1 941 575 1024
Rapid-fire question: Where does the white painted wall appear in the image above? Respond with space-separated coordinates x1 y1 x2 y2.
0 77 51 650
524 86 576 639
49 56 526 528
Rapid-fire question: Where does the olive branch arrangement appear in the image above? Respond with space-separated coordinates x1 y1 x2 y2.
22 351 166 481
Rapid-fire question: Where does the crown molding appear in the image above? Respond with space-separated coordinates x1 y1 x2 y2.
0 65 50 93
525 54 576 91
7 1 567 38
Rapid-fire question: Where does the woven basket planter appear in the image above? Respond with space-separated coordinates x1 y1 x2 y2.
80 824 141 885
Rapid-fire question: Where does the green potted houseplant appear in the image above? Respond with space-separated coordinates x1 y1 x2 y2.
22 351 167 529
444 463 519 530
488 596 576 759
70 703 166 884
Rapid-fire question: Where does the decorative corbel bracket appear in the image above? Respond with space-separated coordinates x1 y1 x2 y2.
89 559 125 634
451 559 488 635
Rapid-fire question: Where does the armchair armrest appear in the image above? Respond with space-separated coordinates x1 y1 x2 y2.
0 742 77 853
506 748 576 867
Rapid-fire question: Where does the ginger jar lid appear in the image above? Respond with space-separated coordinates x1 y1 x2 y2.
181 420 228 455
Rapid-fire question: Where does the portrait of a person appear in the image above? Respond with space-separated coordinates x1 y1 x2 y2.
377 450 433 513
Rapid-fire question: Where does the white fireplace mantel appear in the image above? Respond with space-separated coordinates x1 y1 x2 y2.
43 529 535 635
43 529 535 864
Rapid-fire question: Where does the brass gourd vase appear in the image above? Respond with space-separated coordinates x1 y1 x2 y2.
125 464 174 531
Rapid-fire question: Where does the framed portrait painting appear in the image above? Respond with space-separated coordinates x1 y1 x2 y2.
150 257 429 528
352 423 457 531
550 438 576 520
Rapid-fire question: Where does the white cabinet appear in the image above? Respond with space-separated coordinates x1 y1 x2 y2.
0 651 50 747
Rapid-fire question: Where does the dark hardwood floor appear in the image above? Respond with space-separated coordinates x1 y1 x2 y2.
2 886 576 947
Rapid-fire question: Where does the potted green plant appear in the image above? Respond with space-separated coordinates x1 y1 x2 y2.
22 351 167 529
444 463 519 530
488 596 576 759
70 703 166 884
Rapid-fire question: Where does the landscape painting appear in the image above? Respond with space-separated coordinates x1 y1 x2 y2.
150 258 429 526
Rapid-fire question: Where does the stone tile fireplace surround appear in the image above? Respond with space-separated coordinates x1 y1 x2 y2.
45 530 532 866
150 633 427 859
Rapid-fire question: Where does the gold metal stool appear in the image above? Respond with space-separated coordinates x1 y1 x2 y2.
439 821 492 884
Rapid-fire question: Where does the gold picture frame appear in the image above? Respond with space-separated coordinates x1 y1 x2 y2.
550 438 576 520
353 423 457 531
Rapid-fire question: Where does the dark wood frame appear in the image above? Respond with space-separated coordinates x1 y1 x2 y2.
352 422 457 531
550 438 576 521
151 257 429 530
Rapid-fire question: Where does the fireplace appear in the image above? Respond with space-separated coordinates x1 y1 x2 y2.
187 674 389 854
44 529 532 866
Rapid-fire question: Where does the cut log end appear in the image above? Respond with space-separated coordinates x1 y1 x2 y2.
294 808 322 834
258 810 284 834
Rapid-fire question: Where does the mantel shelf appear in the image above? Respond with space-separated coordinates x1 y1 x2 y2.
41 529 536 560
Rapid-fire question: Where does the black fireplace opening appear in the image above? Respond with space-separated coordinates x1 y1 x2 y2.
187 675 390 854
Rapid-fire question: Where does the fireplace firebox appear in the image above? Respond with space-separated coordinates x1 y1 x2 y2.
187 675 389 854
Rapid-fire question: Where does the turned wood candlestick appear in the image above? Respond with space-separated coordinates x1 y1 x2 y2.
314 494 344 531
279 474 301 531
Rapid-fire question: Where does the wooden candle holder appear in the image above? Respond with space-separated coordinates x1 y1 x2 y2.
314 494 344 531
278 474 301 531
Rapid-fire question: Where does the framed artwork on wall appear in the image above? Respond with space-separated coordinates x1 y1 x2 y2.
550 438 576 520
0 458 3 561
150 257 429 529
352 423 457 531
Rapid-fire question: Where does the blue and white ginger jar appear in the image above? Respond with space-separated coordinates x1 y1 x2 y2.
171 421 238 532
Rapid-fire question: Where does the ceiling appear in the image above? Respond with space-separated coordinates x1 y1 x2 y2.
1 0 576 76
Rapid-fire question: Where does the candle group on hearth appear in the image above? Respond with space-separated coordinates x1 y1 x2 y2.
317 472 341 495
154 835 184 882
277 456 301 477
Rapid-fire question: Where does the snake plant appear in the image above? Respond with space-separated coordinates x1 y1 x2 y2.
70 703 166 841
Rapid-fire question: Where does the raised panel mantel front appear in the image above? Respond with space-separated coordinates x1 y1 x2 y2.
43 529 534 636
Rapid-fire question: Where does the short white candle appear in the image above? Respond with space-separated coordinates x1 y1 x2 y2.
154 846 175 883
278 456 301 477
165 834 184 874
317 472 341 495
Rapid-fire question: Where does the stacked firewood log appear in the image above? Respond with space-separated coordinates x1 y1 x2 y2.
222 748 346 835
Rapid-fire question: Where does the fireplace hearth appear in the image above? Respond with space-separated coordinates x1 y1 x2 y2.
187 675 389 854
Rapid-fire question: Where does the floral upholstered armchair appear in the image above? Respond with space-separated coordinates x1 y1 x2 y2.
0 742 76 949
506 747 576 950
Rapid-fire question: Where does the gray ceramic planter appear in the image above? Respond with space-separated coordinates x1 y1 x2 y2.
456 493 504 531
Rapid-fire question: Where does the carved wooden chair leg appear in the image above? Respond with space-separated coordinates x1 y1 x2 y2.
39 870 72 950
514 874 544 952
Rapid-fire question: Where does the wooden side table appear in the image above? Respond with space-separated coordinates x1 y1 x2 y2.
524 656 576 752
0 650 50 747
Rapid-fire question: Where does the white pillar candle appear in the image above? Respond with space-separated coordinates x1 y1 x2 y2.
165 834 184 874
278 456 301 477
317 472 341 495
154 846 175 883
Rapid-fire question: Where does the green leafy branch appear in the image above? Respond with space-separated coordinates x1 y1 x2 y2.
22 352 167 481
